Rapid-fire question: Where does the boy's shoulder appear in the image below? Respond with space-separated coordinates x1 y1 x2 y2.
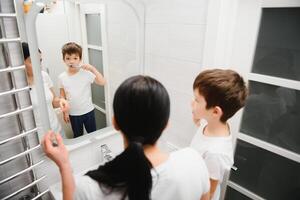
192 125 233 151
202 136 234 162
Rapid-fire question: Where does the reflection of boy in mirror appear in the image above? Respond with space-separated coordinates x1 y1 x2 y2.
22 42 69 137
59 42 106 138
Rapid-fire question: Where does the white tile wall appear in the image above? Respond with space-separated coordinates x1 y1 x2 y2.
106 2 141 113
146 0 208 25
161 87 198 146
36 14 70 95
146 24 206 62
145 55 201 94
144 0 209 147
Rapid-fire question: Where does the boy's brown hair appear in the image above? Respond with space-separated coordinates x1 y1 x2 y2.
193 69 248 123
62 42 82 59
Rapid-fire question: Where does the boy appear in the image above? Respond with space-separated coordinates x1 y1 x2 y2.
190 69 248 200
59 42 106 138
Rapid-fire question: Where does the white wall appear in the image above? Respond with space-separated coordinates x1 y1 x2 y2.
36 13 70 94
105 1 141 108
144 0 209 147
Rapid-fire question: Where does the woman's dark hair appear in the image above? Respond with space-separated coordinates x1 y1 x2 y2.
86 75 170 200
21 42 41 60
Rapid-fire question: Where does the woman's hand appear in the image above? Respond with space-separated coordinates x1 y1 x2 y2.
42 131 70 169
59 98 70 113
42 131 75 200
63 112 70 123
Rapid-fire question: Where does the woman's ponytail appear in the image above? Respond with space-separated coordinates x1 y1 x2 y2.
125 141 153 200
86 140 152 200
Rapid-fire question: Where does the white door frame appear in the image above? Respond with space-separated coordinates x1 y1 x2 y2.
203 0 300 199
79 3 112 126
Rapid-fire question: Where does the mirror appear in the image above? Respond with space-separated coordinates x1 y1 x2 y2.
26 0 143 139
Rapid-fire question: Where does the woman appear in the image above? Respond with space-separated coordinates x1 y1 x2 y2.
22 42 68 137
43 75 210 200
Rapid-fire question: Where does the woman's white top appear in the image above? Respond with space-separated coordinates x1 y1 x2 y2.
58 69 95 116
74 148 210 200
190 121 234 200
30 71 62 135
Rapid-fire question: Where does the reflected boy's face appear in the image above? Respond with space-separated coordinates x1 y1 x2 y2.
63 53 81 68
191 90 211 122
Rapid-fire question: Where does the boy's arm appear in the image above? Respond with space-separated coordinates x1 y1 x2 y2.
209 179 219 200
82 64 106 86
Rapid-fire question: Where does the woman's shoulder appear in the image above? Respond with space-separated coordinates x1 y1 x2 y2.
74 176 123 200
41 71 54 87
171 147 198 157
74 176 103 200
164 148 210 194
41 70 48 76
41 71 50 81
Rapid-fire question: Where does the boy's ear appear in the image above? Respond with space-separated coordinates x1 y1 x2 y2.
112 116 120 130
213 106 223 118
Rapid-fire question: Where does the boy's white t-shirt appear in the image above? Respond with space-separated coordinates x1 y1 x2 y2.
190 121 234 200
58 69 96 116
30 71 62 135
74 148 210 200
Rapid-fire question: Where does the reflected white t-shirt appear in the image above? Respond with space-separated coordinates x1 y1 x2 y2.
30 71 62 135
74 148 210 200
58 69 95 116
190 121 234 200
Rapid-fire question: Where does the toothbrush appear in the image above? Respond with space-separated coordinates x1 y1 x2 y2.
68 63 82 68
